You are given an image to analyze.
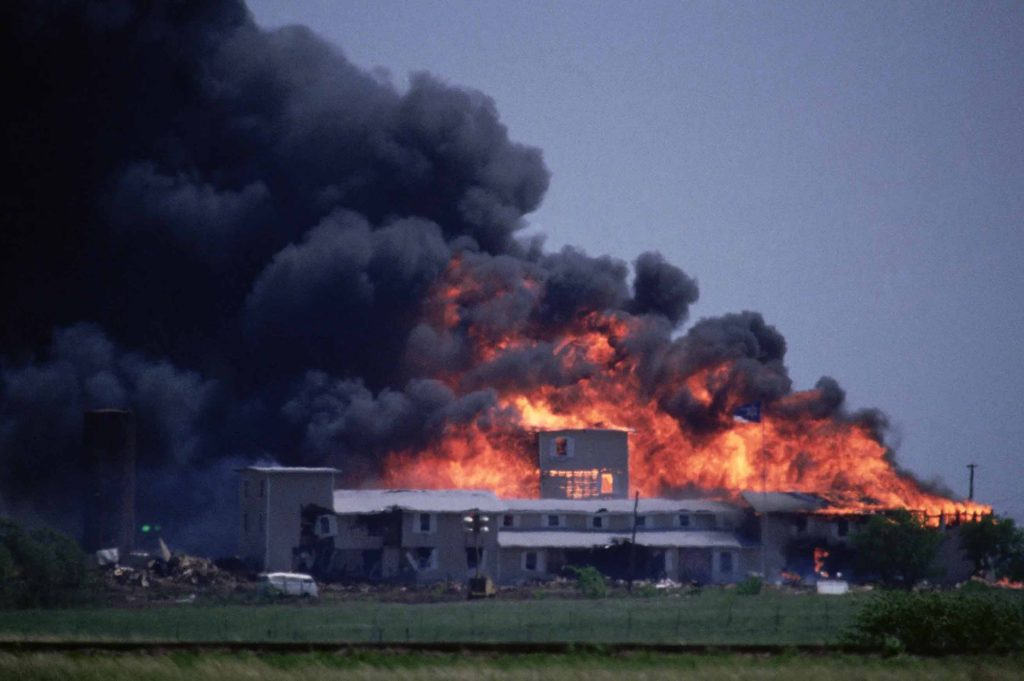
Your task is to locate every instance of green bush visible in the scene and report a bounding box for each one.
[844,590,1024,654]
[567,566,608,598]
[0,518,90,608]
[735,575,763,595]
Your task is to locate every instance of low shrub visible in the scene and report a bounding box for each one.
[735,576,763,595]
[566,566,608,598]
[844,590,1024,654]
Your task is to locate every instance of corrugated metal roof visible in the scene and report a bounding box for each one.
[332,489,504,514]
[498,530,743,549]
[501,498,738,514]
[239,466,342,474]
[740,491,828,514]
[534,427,633,433]
[329,489,740,515]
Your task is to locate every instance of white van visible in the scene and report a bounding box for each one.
[258,572,319,598]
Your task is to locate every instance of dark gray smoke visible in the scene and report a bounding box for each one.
[0,0,896,553]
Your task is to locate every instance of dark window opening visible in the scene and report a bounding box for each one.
[635,515,647,528]
[524,551,538,571]
[466,547,481,570]
[419,513,432,532]
[678,514,690,527]
[793,516,808,532]
[414,548,434,570]
[502,514,515,528]
[554,436,569,457]
[695,512,716,529]
[592,515,604,528]
[546,515,560,527]
[720,552,733,573]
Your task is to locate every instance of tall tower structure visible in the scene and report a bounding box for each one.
[82,409,136,555]
[537,428,629,499]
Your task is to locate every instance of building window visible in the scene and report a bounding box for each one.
[316,515,336,537]
[678,514,690,528]
[502,514,516,528]
[719,551,734,574]
[591,515,604,529]
[523,551,540,572]
[695,512,716,529]
[546,514,563,528]
[600,473,614,495]
[415,513,435,534]
[837,519,849,537]
[793,516,808,533]
[410,548,436,571]
[635,515,647,528]
[549,436,574,458]
[547,469,600,499]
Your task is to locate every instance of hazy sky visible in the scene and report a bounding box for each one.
[247,0,1023,520]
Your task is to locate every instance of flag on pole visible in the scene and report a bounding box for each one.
[732,401,761,423]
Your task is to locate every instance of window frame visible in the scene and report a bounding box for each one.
[544,514,565,528]
[548,435,575,459]
[522,550,544,572]
[413,512,436,534]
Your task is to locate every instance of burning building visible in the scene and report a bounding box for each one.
[239,428,980,585]
[0,1,991,559]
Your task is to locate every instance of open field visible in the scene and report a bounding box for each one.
[0,591,863,644]
[1,651,1023,681]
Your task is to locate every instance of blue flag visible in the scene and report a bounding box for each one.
[733,401,761,423]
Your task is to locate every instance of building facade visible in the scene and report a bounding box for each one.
[237,467,340,571]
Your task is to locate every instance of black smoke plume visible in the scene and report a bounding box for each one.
[0,0,896,552]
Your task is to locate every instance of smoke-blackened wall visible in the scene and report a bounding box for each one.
[0,0,915,553]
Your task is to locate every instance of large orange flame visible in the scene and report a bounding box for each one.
[383,257,988,518]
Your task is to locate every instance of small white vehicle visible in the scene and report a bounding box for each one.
[257,572,319,597]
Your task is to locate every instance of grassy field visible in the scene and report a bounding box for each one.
[1,651,1023,681]
[0,591,864,644]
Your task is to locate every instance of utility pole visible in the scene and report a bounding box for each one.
[627,491,639,593]
[967,463,978,501]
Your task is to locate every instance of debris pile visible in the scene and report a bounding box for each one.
[101,553,245,598]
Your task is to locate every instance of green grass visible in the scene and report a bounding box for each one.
[0,591,865,644]
[1,652,1023,681]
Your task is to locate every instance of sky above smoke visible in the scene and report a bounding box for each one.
[1,0,1020,553]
